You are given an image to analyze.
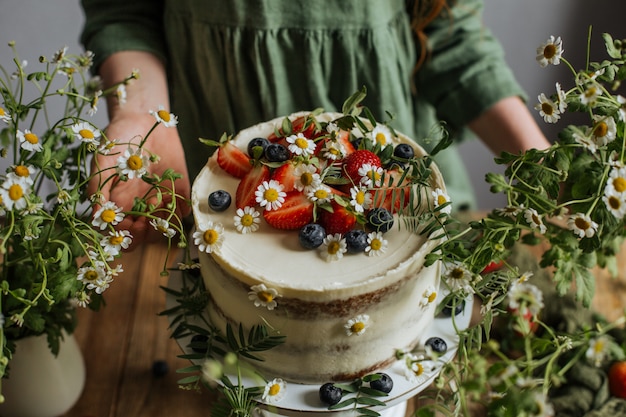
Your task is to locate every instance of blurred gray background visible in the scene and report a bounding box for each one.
[0,0,623,209]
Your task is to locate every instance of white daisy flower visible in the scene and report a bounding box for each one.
[579,81,603,106]
[0,106,11,123]
[617,95,626,121]
[591,114,617,146]
[556,82,568,113]
[98,138,119,155]
[57,190,72,205]
[51,45,68,63]
[91,201,125,230]
[320,233,347,262]
[87,274,114,295]
[603,188,626,218]
[234,206,261,234]
[419,285,438,308]
[150,218,176,238]
[443,262,474,294]
[193,221,225,254]
[286,133,315,156]
[255,180,286,211]
[306,183,332,204]
[358,163,384,187]
[11,165,35,186]
[149,105,178,127]
[495,205,523,219]
[507,282,544,316]
[534,93,561,123]
[117,146,150,179]
[516,271,534,284]
[17,129,43,152]
[71,121,101,145]
[293,164,321,192]
[262,378,287,404]
[326,122,339,133]
[248,284,281,310]
[403,353,434,384]
[432,188,452,214]
[524,208,547,234]
[88,90,102,116]
[567,212,598,239]
[0,176,31,211]
[349,186,372,213]
[606,166,626,195]
[116,84,127,105]
[345,314,370,336]
[536,35,564,67]
[365,231,388,257]
[573,128,598,153]
[100,230,133,256]
[321,140,345,161]
[370,124,392,149]
[531,390,555,417]
[77,263,107,284]
[586,336,611,367]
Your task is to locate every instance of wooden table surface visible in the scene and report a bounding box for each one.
[61,238,626,417]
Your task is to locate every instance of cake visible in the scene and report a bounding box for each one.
[191,110,447,384]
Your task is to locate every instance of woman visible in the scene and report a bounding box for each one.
[80,0,549,242]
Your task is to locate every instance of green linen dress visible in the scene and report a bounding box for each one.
[80,0,525,211]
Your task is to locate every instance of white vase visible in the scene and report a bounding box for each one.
[0,332,86,417]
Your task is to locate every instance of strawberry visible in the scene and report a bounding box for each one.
[217,141,252,179]
[481,260,505,275]
[271,162,298,192]
[371,169,411,213]
[268,115,316,142]
[609,361,626,398]
[263,191,314,230]
[342,149,381,185]
[317,200,357,235]
[235,164,271,209]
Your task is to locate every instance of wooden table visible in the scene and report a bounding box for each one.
[61,238,626,417]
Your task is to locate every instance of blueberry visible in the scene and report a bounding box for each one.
[424,337,448,354]
[299,223,326,249]
[366,208,394,233]
[247,137,270,158]
[393,143,415,160]
[440,299,465,317]
[319,382,343,406]
[344,229,368,253]
[265,143,290,162]
[208,190,232,212]
[369,373,393,393]
[189,334,209,353]
[152,360,169,378]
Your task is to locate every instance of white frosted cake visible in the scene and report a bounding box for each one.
[191,111,446,383]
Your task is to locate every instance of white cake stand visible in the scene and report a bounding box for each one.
[166,268,473,417]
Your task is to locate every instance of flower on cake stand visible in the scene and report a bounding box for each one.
[193,221,225,253]
[234,206,261,234]
[402,353,435,385]
[262,378,287,404]
[345,314,370,336]
[248,284,281,310]
[431,188,452,214]
[365,231,387,257]
[320,233,347,262]
[419,285,438,308]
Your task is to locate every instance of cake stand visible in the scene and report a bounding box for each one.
[166,268,473,417]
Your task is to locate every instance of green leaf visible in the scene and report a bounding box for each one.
[342,86,367,116]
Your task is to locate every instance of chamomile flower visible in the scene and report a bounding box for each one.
[556,82,568,113]
[286,132,315,156]
[71,121,101,145]
[579,81,603,106]
[51,46,68,63]
[524,208,547,234]
[92,201,124,230]
[507,282,544,316]
[321,140,345,161]
[358,163,384,187]
[116,84,127,105]
[605,166,626,195]
[11,165,35,186]
[602,188,626,219]
[536,36,563,67]
[98,138,119,155]
[100,230,133,256]
[193,221,224,254]
[234,206,261,234]
[590,114,617,146]
[255,180,286,211]
[403,353,434,384]
[370,124,393,149]
[307,183,332,204]
[617,95,626,121]
[495,205,523,219]
[535,93,561,123]
[572,128,598,153]
[345,314,370,336]
[586,336,611,367]
[530,391,555,417]
[365,231,388,257]
[293,163,320,191]
[0,106,11,123]
[349,186,373,213]
[77,263,107,284]
[516,271,534,284]
[432,188,452,214]
[117,147,150,179]
[567,212,598,238]
[262,378,287,404]
[87,274,114,295]
[149,105,178,127]
[419,285,438,308]
[17,129,43,152]
[88,90,102,116]
[150,218,177,238]
[248,284,281,310]
[320,233,347,262]
[443,262,474,294]
[0,176,31,211]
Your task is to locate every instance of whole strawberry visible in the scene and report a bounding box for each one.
[342,149,381,185]
[318,200,357,235]
[609,361,626,398]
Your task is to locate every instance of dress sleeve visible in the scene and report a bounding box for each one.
[413,0,526,130]
[79,0,167,71]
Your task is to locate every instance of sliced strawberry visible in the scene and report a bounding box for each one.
[481,260,504,275]
[217,141,252,179]
[342,149,381,185]
[314,129,355,158]
[372,169,411,213]
[235,164,271,209]
[317,200,357,235]
[263,191,314,230]
[268,115,317,142]
[271,162,298,192]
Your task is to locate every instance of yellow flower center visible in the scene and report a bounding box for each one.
[541,102,554,115]
[268,383,281,396]
[608,195,621,210]
[543,44,556,59]
[14,165,29,177]
[314,188,329,200]
[203,229,220,245]
[367,169,381,182]
[585,87,597,98]
[427,291,437,303]
[157,109,171,122]
[327,241,341,255]
[300,172,313,186]
[355,190,365,205]
[295,137,309,149]
[613,177,626,193]
[594,122,608,137]
[24,132,39,144]
[0,107,5,116]
[109,235,125,245]
[413,362,424,376]
[264,188,279,202]
[351,322,365,333]
[532,213,541,225]
[127,155,144,171]
[437,195,447,206]
[328,147,341,156]
[375,132,387,145]
[450,268,464,280]
[8,184,23,201]
[241,213,254,227]
[257,291,274,303]
[79,128,94,139]
[84,270,99,281]
[594,340,604,353]
[370,238,382,251]
[101,209,117,223]
[574,217,590,231]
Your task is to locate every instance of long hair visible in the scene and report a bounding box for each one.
[407,0,448,70]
